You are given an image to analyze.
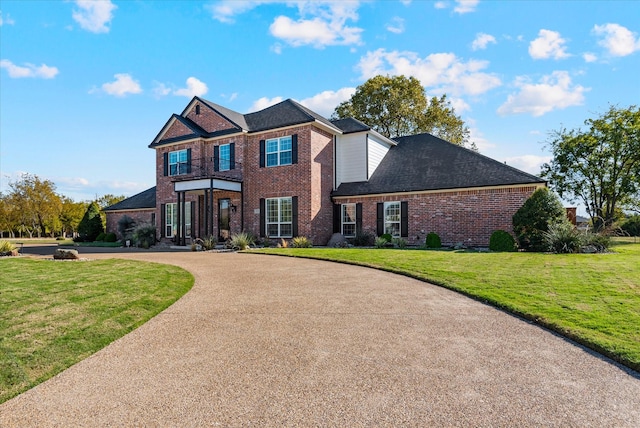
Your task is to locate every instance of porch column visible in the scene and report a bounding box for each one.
[176,191,182,246]
[180,192,187,246]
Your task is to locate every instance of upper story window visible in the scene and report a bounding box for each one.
[219,144,230,171]
[169,149,189,176]
[266,136,292,167]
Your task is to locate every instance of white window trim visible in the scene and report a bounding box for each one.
[266,197,293,238]
[266,136,292,167]
[384,201,401,237]
[341,203,356,237]
[166,202,191,238]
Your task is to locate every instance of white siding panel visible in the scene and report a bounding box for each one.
[336,133,367,186]
[367,134,392,179]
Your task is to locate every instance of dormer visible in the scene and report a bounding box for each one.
[331,118,396,188]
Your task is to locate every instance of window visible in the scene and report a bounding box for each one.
[169,149,189,176]
[266,136,292,167]
[266,197,293,237]
[384,202,401,237]
[165,202,191,238]
[219,144,230,171]
[342,204,356,237]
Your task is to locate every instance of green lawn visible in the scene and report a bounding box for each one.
[255,242,640,372]
[0,258,193,403]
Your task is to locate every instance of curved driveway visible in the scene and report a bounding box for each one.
[1,249,639,426]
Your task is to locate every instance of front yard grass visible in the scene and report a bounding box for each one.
[0,258,193,403]
[255,242,640,372]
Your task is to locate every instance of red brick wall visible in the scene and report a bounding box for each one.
[105,209,156,240]
[185,102,238,133]
[335,185,543,247]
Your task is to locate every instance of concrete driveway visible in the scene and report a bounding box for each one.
[1,249,639,426]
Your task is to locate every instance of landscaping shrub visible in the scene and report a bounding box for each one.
[621,215,640,236]
[374,236,388,248]
[200,235,217,250]
[104,232,117,242]
[489,230,517,252]
[581,231,611,253]
[0,240,17,255]
[291,236,312,248]
[77,202,104,242]
[380,233,393,243]
[392,237,407,249]
[352,231,374,247]
[425,232,441,249]
[95,232,106,242]
[132,223,156,249]
[543,221,582,253]
[230,231,255,250]
[117,215,136,240]
[513,188,566,252]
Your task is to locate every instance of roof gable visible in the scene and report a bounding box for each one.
[334,133,545,196]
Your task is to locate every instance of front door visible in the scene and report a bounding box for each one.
[218,198,230,242]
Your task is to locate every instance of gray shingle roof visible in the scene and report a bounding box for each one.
[333,133,545,197]
[330,117,371,134]
[104,187,156,211]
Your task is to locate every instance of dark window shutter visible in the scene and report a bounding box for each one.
[356,203,363,235]
[163,153,168,176]
[259,198,265,237]
[292,196,298,237]
[333,204,341,233]
[186,148,192,173]
[291,134,298,164]
[213,146,219,172]
[376,203,384,236]
[401,201,408,238]
[230,143,235,170]
[160,204,166,237]
[259,140,265,168]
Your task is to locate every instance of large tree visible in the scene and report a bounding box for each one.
[332,75,470,146]
[541,105,640,231]
[7,174,63,237]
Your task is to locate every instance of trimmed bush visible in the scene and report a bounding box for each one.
[513,188,566,252]
[104,232,117,242]
[353,231,374,247]
[292,236,312,248]
[425,232,441,249]
[77,202,104,242]
[380,233,393,243]
[95,232,106,242]
[489,230,517,252]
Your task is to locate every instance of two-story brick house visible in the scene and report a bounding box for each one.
[106,96,546,247]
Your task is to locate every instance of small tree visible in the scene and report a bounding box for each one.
[513,188,566,252]
[77,202,104,242]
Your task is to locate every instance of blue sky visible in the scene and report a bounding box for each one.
[1,0,639,212]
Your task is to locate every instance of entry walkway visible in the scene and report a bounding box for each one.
[1,251,639,426]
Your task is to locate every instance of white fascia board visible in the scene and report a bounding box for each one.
[175,179,241,192]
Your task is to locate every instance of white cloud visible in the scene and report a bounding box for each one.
[269,2,363,48]
[152,82,171,98]
[99,73,142,97]
[72,0,117,34]
[454,0,479,14]
[497,71,588,117]
[583,52,598,63]
[593,23,640,57]
[0,60,59,79]
[529,29,570,60]
[467,126,495,152]
[434,1,447,9]
[173,77,208,98]
[298,87,356,117]
[503,155,551,176]
[1,10,16,26]
[248,96,284,112]
[356,48,501,97]
[386,17,405,34]
[471,33,496,51]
